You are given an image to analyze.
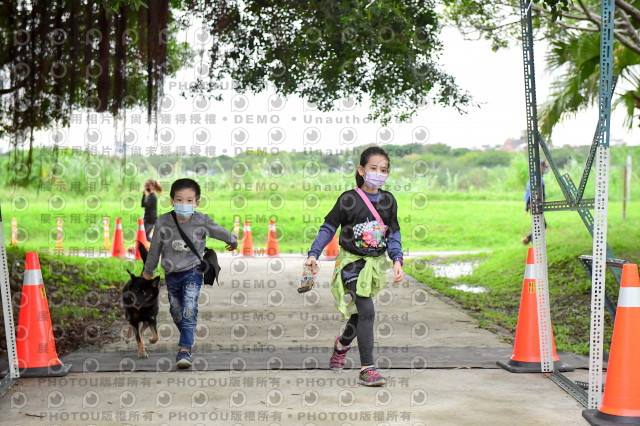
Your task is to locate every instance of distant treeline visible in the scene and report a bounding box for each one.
[1,143,637,198]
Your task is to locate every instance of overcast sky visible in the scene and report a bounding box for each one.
[3,24,639,156]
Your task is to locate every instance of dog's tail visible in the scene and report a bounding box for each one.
[137,240,148,264]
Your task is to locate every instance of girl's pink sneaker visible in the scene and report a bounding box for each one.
[329,336,350,369]
[358,367,386,386]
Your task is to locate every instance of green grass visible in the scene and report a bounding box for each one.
[3,157,639,356]
[7,245,144,289]
[5,192,638,356]
[404,208,640,355]
[0,246,133,354]
[5,180,640,255]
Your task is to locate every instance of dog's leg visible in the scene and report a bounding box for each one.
[125,324,134,341]
[140,322,149,338]
[149,318,159,344]
[134,323,148,359]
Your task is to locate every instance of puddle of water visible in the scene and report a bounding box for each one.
[414,259,486,293]
[431,261,477,279]
[451,284,487,294]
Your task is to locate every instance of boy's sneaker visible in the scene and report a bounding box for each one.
[358,367,386,386]
[329,336,350,369]
[176,349,192,369]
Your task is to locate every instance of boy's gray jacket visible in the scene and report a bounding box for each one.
[143,211,238,276]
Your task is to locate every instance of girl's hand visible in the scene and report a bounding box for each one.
[142,272,153,280]
[225,243,236,251]
[305,256,318,273]
[393,261,403,283]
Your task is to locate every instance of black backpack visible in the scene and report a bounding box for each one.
[170,211,221,285]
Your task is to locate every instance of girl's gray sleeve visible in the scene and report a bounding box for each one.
[204,214,238,249]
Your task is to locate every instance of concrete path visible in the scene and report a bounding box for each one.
[0,255,588,425]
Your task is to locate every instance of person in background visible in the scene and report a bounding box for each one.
[522,160,548,244]
[142,179,162,241]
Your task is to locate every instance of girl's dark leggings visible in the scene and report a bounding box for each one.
[338,267,376,366]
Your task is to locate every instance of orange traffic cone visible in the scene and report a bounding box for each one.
[134,218,148,260]
[111,217,126,258]
[497,248,573,372]
[266,218,280,257]
[103,217,110,251]
[583,263,640,425]
[241,220,254,257]
[16,252,70,377]
[11,217,18,246]
[55,217,63,253]
[323,233,339,259]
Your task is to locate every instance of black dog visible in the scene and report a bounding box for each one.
[122,241,160,358]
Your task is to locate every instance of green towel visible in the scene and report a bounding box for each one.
[330,249,389,319]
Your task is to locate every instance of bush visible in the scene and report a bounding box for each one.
[458,150,513,168]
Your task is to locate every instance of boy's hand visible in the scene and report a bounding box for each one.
[142,272,153,280]
[393,261,403,283]
[305,256,318,274]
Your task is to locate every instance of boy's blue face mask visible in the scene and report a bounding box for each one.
[174,203,195,218]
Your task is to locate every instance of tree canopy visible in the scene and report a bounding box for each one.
[0,0,191,133]
[1,0,472,186]
[443,0,640,137]
[184,0,471,124]
[0,0,191,182]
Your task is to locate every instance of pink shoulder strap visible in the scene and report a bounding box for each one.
[354,187,386,235]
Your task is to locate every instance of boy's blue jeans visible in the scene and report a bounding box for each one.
[165,267,203,350]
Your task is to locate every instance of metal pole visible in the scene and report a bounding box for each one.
[627,155,632,202]
[623,164,627,220]
[520,0,553,372]
[587,0,614,410]
[0,201,19,380]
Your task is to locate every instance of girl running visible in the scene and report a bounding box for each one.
[305,146,404,386]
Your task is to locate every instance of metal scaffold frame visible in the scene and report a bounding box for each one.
[0,201,19,397]
[588,0,614,409]
[518,0,615,409]
[520,0,553,373]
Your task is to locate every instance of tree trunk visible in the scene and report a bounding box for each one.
[84,0,94,91]
[68,0,79,109]
[52,0,64,122]
[96,4,110,112]
[147,0,159,122]
[112,5,127,116]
